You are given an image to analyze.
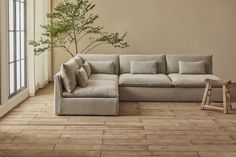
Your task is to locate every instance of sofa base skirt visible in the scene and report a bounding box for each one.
[119,87,222,102]
[56,98,119,116]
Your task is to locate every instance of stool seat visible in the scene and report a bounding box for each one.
[205,79,231,86]
[201,79,232,114]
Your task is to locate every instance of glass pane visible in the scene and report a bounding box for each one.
[8,0,14,30]
[21,60,25,87]
[8,0,27,97]
[21,32,25,59]
[16,32,20,60]
[9,32,15,62]
[9,63,15,95]
[20,3,25,30]
[16,2,20,30]
[16,61,21,90]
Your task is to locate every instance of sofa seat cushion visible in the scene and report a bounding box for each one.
[89,74,118,82]
[63,80,118,98]
[119,74,172,87]
[169,73,221,88]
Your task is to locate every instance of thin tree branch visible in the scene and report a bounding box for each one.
[84,43,107,54]
[54,43,74,57]
[61,46,74,57]
[72,18,79,54]
[79,3,93,18]
[77,32,89,42]
[79,41,97,54]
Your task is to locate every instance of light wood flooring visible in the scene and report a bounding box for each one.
[0,83,236,157]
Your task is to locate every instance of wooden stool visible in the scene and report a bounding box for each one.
[201,79,232,114]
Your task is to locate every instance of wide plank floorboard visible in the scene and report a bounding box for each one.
[0,83,236,157]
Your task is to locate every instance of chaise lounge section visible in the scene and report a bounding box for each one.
[55,54,120,115]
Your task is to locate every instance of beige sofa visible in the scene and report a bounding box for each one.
[55,54,222,116]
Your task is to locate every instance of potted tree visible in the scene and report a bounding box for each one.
[30,0,129,57]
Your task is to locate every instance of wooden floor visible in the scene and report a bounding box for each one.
[1,84,236,157]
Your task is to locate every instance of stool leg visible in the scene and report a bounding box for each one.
[201,83,210,110]
[223,85,228,114]
[206,84,212,106]
[226,87,232,110]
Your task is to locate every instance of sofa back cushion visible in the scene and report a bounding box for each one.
[89,61,115,74]
[130,60,157,74]
[79,54,119,75]
[119,55,166,74]
[166,55,213,74]
[179,61,206,74]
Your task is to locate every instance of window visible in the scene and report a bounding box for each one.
[8,0,26,97]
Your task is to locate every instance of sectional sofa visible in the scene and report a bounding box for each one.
[55,54,222,116]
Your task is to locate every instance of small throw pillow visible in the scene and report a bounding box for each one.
[74,55,83,67]
[179,61,206,74]
[76,67,89,88]
[60,58,79,93]
[83,61,91,77]
[89,61,114,74]
[130,60,157,74]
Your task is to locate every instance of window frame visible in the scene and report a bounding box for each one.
[8,0,27,98]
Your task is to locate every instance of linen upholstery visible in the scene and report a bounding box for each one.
[90,74,118,82]
[179,61,206,74]
[83,61,91,78]
[60,58,79,93]
[166,55,213,74]
[130,60,157,74]
[119,55,166,74]
[76,67,88,87]
[60,98,119,115]
[74,55,83,67]
[54,73,119,116]
[63,80,118,98]
[79,54,119,74]
[89,60,114,74]
[169,73,221,88]
[119,87,222,102]
[54,73,63,114]
[119,74,172,87]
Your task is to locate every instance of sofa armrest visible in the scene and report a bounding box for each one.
[54,72,63,115]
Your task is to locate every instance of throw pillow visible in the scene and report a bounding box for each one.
[88,61,115,74]
[60,58,79,93]
[130,60,157,74]
[74,55,83,67]
[76,67,89,88]
[83,61,92,77]
[179,61,206,74]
